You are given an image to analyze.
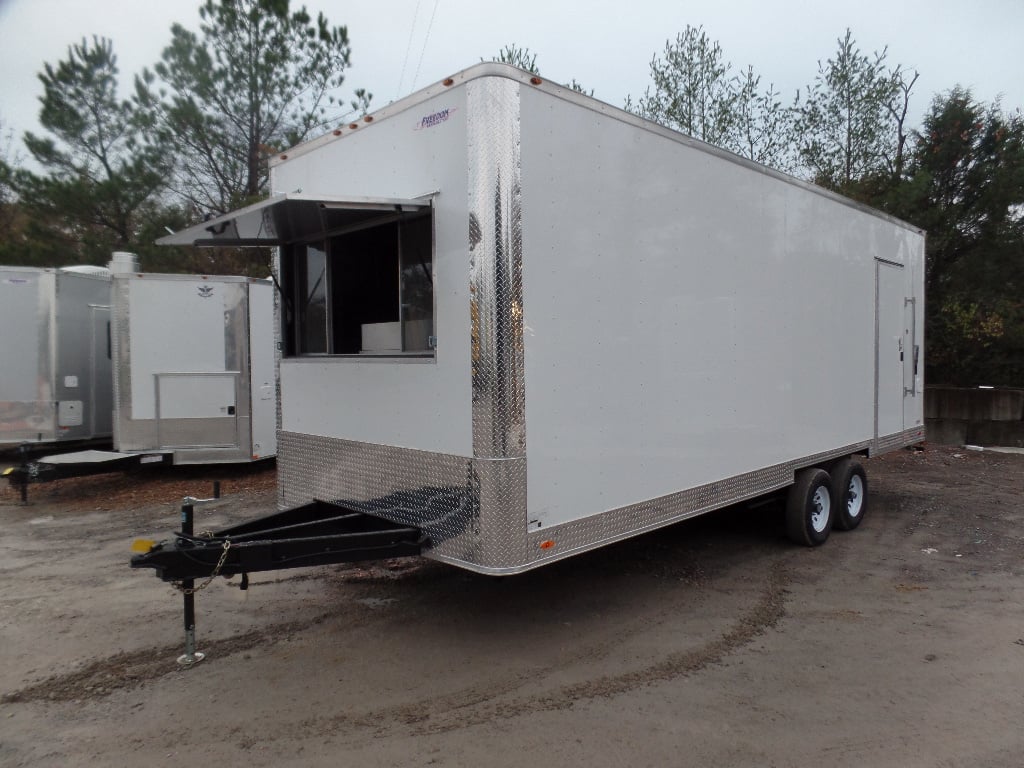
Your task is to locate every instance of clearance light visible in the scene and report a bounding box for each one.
[530,77,542,85]
[539,540,555,550]
[348,123,359,130]
[443,78,454,86]
[363,115,373,123]
[333,129,342,136]
[279,154,288,160]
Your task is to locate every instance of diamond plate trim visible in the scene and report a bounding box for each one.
[872,426,926,456]
[795,440,873,470]
[278,432,906,574]
[467,77,525,462]
[279,431,530,567]
[517,440,877,574]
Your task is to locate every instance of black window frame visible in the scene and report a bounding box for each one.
[281,209,435,359]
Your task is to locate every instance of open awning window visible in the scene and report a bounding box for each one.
[157,193,431,247]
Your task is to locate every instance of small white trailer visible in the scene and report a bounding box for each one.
[110,269,277,464]
[139,62,924,583]
[0,265,113,448]
[4,259,277,501]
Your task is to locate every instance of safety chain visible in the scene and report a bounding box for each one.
[171,539,232,595]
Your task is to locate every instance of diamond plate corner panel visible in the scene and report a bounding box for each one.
[467,76,526,462]
[278,431,528,568]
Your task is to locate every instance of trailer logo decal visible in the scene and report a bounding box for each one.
[197,285,215,298]
[415,107,455,131]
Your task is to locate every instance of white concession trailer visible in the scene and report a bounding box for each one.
[0,266,113,448]
[142,63,924,580]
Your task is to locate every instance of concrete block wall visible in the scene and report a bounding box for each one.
[924,387,1024,447]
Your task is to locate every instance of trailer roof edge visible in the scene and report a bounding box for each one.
[268,61,923,237]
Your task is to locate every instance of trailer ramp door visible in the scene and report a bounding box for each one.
[155,372,239,449]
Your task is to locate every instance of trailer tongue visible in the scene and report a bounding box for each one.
[130,500,427,582]
[131,498,426,666]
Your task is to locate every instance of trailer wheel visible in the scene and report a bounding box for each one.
[831,458,868,531]
[785,468,833,546]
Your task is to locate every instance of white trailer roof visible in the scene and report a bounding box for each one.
[157,192,430,247]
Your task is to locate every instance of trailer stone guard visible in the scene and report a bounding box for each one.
[138,63,925,600]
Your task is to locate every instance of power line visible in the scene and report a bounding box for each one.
[410,0,440,92]
[396,0,423,99]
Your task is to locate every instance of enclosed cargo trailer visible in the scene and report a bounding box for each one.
[110,271,276,464]
[0,266,113,448]
[145,62,925,578]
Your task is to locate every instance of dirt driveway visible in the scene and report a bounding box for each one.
[1,446,1022,767]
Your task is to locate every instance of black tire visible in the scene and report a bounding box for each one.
[785,468,834,546]
[831,458,868,531]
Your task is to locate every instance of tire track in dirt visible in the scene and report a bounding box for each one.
[289,557,790,743]
[0,613,335,704]
[0,561,454,705]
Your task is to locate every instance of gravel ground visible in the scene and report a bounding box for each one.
[0,445,1022,767]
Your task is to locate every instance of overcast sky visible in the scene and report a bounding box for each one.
[1,0,1021,160]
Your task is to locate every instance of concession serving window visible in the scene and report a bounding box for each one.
[157,193,435,358]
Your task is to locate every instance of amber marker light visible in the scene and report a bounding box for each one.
[332,129,342,136]
[442,77,454,86]
[539,540,555,550]
[363,115,373,123]
[279,154,288,160]
[530,77,542,85]
[349,123,359,130]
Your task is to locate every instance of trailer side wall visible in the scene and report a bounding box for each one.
[516,85,924,529]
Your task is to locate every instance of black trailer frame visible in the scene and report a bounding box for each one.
[131,498,427,665]
[131,500,427,581]
[3,448,174,503]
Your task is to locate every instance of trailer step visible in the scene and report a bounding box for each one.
[130,500,427,582]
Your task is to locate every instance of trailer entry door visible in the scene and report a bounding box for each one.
[875,260,906,438]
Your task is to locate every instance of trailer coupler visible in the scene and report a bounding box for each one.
[131,500,428,582]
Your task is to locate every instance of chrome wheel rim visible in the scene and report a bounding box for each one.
[846,474,864,519]
[810,486,831,533]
